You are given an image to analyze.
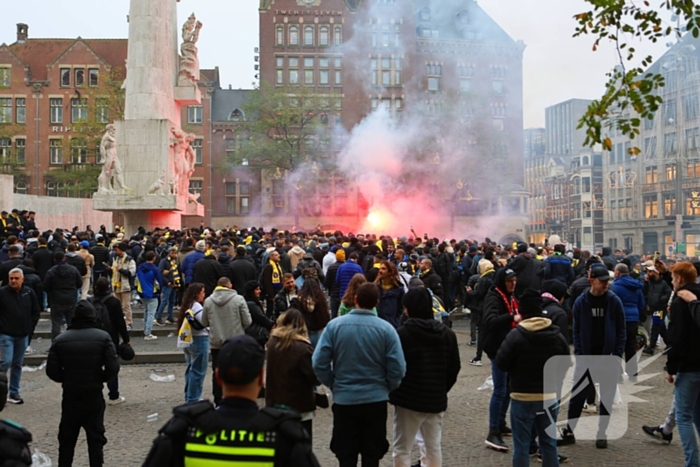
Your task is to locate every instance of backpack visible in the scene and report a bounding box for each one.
[89,295,112,333]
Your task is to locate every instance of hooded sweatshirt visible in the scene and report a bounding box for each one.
[611,274,646,322]
[495,317,570,399]
[666,282,700,375]
[482,268,520,359]
[289,245,306,270]
[200,286,252,350]
[136,261,164,299]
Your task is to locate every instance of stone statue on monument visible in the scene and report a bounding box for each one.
[97,124,131,193]
[179,13,202,86]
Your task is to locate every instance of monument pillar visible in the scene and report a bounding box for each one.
[93,0,204,234]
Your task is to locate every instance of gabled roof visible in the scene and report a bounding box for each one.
[0,43,29,68]
[200,68,220,87]
[413,0,516,44]
[8,38,127,81]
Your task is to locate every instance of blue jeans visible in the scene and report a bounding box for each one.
[142,298,158,336]
[308,330,322,349]
[0,334,28,397]
[675,371,700,467]
[184,335,209,403]
[511,399,559,467]
[489,358,510,432]
[155,286,176,322]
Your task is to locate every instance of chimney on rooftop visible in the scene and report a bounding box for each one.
[17,24,28,43]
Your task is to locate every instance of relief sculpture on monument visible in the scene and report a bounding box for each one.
[97,124,131,194]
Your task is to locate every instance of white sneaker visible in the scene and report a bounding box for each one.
[144,334,158,341]
[24,346,35,355]
[108,396,125,405]
[583,403,598,414]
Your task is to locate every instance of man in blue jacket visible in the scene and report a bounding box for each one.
[543,244,574,285]
[313,282,406,467]
[611,263,645,381]
[136,252,163,341]
[558,265,626,449]
[336,252,364,299]
[180,240,205,287]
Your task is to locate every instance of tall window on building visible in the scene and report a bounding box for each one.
[688,191,700,215]
[225,182,236,214]
[334,57,342,85]
[304,26,314,46]
[665,98,677,123]
[319,26,329,46]
[426,62,442,92]
[14,180,27,194]
[188,179,203,201]
[664,132,677,155]
[89,69,99,87]
[688,161,700,178]
[50,139,63,164]
[646,166,658,183]
[371,56,401,87]
[334,26,342,46]
[664,193,677,217]
[225,138,236,160]
[644,195,658,219]
[319,57,329,85]
[96,98,109,124]
[289,57,299,84]
[582,176,591,193]
[304,57,314,84]
[14,138,25,164]
[239,182,250,214]
[70,138,87,164]
[188,105,202,124]
[0,139,10,159]
[276,26,284,46]
[75,68,85,86]
[0,67,10,87]
[50,98,63,124]
[193,138,203,165]
[15,98,25,124]
[0,98,11,123]
[60,68,71,87]
[71,98,88,123]
[666,164,677,181]
[687,128,700,150]
[289,26,299,45]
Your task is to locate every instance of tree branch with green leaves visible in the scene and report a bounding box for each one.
[575,0,700,155]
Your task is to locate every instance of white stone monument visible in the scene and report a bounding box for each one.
[93,0,204,233]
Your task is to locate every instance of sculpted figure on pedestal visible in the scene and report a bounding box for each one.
[97,124,131,193]
[179,13,202,86]
[148,174,166,195]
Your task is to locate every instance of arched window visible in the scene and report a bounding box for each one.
[319,26,329,46]
[457,10,470,26]
[582,155,590,166]
[289,26,299,45]
[46,181,56,197]
[334,26,342,46]
[14,181,27,194]
[276,26,284,45]
[228,108,245,122]
[304,26,314,46]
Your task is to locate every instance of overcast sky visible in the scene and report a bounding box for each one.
[2,0,669,128]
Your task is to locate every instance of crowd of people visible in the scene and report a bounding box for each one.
[2,218,700,466]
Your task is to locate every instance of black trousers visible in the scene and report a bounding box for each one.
[624,321,639,377]
[330,296,340,319]
[51,304,75,341]
[211,348,221,406]
[649,320,668,349]
[566,359,620,438]
[58,398,106,467]
[331,401,389,467]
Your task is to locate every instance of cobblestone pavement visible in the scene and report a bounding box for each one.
[7,322,685,466]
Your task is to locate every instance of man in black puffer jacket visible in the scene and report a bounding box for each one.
[508,243,540,299]
[46,300,119,467]
[390,287,461,466]
[496,288,571,466]
[482,268,520,452]
[43,251,83,340]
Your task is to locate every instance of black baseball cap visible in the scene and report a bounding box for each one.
[503,269,517,279]
[217,335,265,384]
[590,265,611,281]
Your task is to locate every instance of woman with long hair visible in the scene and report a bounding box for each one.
[339,273,377,316]
[266,308,318,437]
[375,260,405,328]
[243,280,275,348]
[292,273,330,348]
[178,282,208,403]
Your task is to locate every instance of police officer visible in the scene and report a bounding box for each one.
[143,335,320,467]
